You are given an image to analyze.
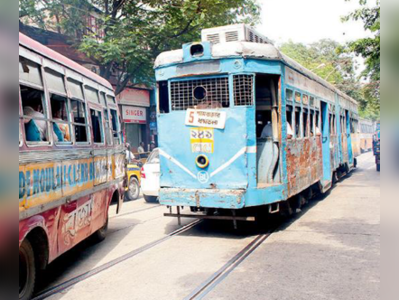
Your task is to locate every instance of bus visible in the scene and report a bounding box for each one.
[19,33,125,300]
[154,24,360,224]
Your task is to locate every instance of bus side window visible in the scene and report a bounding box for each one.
[20,85,50,143]
[90,109,104,144]
[71,100,88,142]
[19,58,50,143]
[50,94,72,143]
[110,109,122,145]
[158,81,170,114]
[103,109,113,145]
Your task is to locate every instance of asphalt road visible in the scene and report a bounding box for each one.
[34,152,380,300]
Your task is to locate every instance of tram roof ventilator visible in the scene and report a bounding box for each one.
[201,24,274,45]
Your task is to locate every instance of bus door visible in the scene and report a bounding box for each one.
[346,110,354,165]
[321,101,332,186]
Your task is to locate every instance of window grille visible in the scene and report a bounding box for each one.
[170,77,230,111]
[233,75,254,106]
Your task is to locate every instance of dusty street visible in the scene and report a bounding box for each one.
[33,153,380,300]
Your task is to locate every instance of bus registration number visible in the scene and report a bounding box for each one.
[190,128,214,154]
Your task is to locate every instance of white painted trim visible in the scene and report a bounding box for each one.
[159,149,196,179]
[210,147,247,178]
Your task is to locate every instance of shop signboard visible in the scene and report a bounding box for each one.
[122,106,147,124]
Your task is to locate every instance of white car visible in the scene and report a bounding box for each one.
[141,148,160,203]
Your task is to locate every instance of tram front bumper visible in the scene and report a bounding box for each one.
[159,188,246,209]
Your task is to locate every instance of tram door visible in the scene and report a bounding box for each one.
[321,101,332,186]
[346,110,354,165]
[255,74,281,186]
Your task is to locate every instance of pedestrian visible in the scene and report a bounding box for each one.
[125,143,136,163]
[138,142,146,154]
[150,142,156,152]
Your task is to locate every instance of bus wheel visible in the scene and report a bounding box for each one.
[125,177,140,201]
[92,217,109,243]
[19,239,36,300]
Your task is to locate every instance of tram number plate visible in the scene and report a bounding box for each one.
[190,128,214,154]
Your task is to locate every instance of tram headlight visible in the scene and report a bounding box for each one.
[196,155,209,169]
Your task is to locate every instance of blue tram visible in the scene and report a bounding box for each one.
[154,25,360,221]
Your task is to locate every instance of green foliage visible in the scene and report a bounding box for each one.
[279,39,362,102]
[19,0,261,95]
[343,0,380,120]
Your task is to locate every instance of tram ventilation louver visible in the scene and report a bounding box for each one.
[170,77,230,111]
[202,24,273,45]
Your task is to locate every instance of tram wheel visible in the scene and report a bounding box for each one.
[19,239,36,300]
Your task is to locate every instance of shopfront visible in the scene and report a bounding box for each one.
[117,88,151,152]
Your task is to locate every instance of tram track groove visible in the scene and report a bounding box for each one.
[184,229,276,300]
[33,220,202,300]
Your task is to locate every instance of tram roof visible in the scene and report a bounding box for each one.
[19,32,113,91]
[155,41,358,106]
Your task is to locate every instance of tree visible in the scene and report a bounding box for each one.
[279,39,363,103]
[19,0,261,95]
[343,0,380,119]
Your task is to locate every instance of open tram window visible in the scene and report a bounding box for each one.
[310,109,315,137]
[71,99,88,143]
[295,107,302,139]
[303,108,309,138]
[158,81,170,114]
[90,109,104,144]
[51,94,72,143]
[20,85,50,143]
[286,105,294,139]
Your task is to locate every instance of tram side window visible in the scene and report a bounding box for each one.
[286,89,294,102]
[295,107,302,138]
[51,95,72,143]
[286,105,294,139]
[20,85,50,143]
[310,109,315,136]
[90,109,104,144]
[71,100,88,142]
[158,81,170,114]
[110,109,122,145]
[316,110,321,133]
[303,108,309,138]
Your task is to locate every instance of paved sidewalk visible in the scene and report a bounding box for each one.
[206,152,380,300]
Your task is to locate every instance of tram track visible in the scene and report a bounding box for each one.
[183,228,276,300]
[33,219,202,300]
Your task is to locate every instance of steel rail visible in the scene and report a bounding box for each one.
[183,229,276,300]
[33,220,202,300]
